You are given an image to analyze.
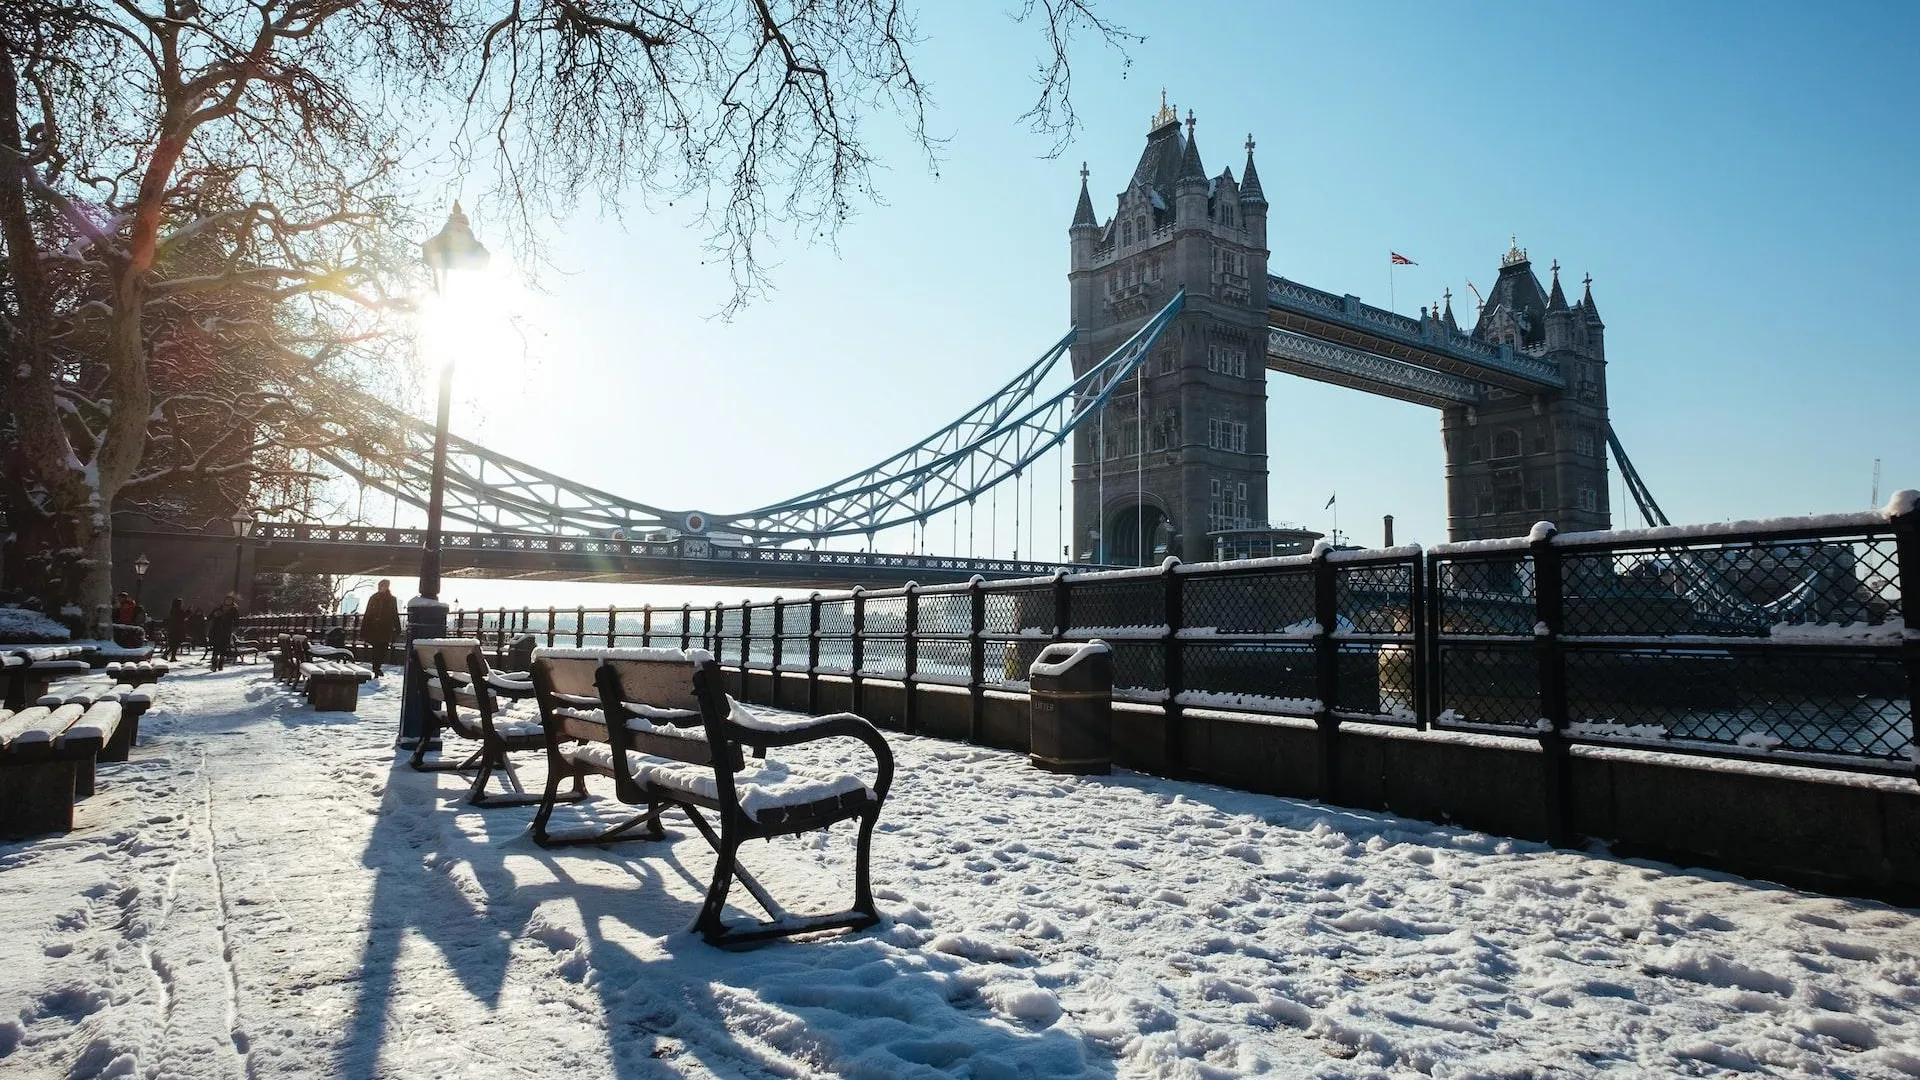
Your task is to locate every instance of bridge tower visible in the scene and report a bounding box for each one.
[1068,100,1271,565]
[1443,243,1612,540]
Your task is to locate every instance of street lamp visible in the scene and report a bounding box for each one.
[132,553,151,609]
[400,203,491,749]
[229,509,254,598]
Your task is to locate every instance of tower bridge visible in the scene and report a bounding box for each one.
[1068,99,1613,565]
[123,97,1664,599]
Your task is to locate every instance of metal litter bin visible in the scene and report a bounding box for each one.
[1028,640,1113,775]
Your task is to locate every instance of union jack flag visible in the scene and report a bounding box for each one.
[1390,252,1416,266]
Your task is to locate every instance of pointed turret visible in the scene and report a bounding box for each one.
[1071,162,1097,227]
[1581,272,1603,326]
[1441,288,1459,331]
[1239,134,1267,205]
[1178,110,1207,183]
[1544,259,1576,352]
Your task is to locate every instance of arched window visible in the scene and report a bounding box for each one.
[1136,215,1147,241]
[1493,429,1521,459]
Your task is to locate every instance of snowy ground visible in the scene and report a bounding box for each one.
[3,662,1919,1079]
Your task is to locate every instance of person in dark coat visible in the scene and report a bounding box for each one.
[360,579,401,676]
[163,598,186,662]
[184,606,207,652]
[207,595,240,672]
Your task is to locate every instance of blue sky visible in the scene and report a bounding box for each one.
[410,1,1920,610]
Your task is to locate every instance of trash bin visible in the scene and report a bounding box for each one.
[506,633,538,673]
[1028,640,1113,775]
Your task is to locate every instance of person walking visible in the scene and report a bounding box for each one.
[163,598,186,662]
[207,595,240,672]
[184,606,207,656]
[360,579,401,677]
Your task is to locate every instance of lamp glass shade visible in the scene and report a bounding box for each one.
[133,554,151,577]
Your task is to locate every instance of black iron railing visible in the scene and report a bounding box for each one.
[240,501,1917,777]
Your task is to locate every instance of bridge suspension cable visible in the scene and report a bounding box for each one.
[303,291,1184,546]
[1606,423,1669,528]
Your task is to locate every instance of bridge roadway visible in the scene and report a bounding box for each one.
[120,522,1080,589]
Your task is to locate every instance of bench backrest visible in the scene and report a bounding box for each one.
[532,648,734,771]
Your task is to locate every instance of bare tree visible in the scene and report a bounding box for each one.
[0,0,1132,628]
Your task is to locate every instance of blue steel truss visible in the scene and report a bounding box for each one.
[314,291,1184,543]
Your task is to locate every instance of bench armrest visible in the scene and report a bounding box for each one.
[719,701,894,801]
[484,671,536,698]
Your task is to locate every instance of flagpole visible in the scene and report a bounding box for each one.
[1389,259,1396,314]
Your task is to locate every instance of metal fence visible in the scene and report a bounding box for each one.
[241,501,1917,777]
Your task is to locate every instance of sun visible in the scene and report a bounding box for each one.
[416,258,532,411]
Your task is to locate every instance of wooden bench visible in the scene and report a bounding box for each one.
[299,658,373,711]
[103,659,170,686]
[0,700,124,839]
[530,647,894,948]
[408,638,589,809]
[35,680,152,761]
[2,647,93,711]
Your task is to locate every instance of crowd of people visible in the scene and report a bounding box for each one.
[120,593,245,668]
[112,578,402,675]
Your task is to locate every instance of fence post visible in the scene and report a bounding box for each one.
[710,602,723,656]
[903,582,920,734]
[851,586,867,719]
[605,605,616,647]
[575,605,585,648]
[740,598,752,681]
[1889,493,1920,780]
[679,603,691,651]
[1312,543,1341,801]
[1162,557,1186,775]
[968,576,986,744]
[770,597,785,709]
[1411,550,1430,730]
[545,606,556,647]
[807,592,822,715]
[1051,568,1070,644]
[1531,524,1573,847]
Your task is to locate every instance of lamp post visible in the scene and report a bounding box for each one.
[229,510,254,599]
[399,203,491,749]
[132,553,151,609]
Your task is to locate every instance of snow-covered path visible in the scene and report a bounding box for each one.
[3,662,1918,1079]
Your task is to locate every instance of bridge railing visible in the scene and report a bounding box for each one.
[236,499,1917,777]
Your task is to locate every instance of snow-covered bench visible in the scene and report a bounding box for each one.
[104,659,169,686]
[529,647,894,947]
[408,638,578,809]
[0,700,124,839]
[299,658,373,712]
[34,680,152,761]
[2,648,93,710]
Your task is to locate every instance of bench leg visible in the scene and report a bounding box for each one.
[688,806,885,949]
[0,761,79,840]
[467,746,560,809]
[408,711,476,773]
[529,768,652,848]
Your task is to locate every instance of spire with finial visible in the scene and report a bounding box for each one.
[1581,271,1603,325]
[1152,89,1178,131]
[1239,133,1267,205]
[1177,109,1206,182]
[1071,161,1097,227]
[1501,233,1528,268]
[1442,287,1459,330]
[1547,259,1569,311]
